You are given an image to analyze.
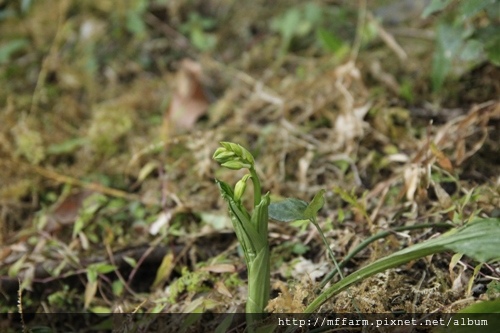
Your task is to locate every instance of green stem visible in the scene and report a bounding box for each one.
[311,216,362,314]
[311,218,345,280]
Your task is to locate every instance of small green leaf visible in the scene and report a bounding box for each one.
[8,254,26,277]
[333,187,357,205]
[292,243,309,255]
[93,263,117,274]
[89,305,111,314]
[458,0,495,20]
[112,280,124,297]
[87,267,98,284]
[422,0,453,18]
[304,189,326,219]
[47,138,88,155]
[0,39,29,64]
[317,28,344,53]
[432,23,464,92]
[268,198,307,222]
[486,280,500,299]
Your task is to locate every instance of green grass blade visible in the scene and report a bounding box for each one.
[317,222,454,290]
[305,218,500,313]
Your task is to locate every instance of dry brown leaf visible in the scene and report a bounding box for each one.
[431,181,453,210]
[401,162,431,203]
[84,279,98,309]
[214,280,233,298]
[430,142,453,173]
[403,165,420,202]
[44,190,94,233]
[149,211,172,236]
[0,246,12,262]
[298,150,314,192]
[433,101,499,166]
[267,281,307,313]
[200,263,236,273]
[163,59,209,137]
[151,252,174,290]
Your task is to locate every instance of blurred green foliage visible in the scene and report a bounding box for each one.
[180,12,218,52]
[423,0,500,92]
[270,3,350,58]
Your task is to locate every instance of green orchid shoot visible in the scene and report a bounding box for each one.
[213,142,270,319]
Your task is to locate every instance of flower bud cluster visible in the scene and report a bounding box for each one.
[213,141,255,170]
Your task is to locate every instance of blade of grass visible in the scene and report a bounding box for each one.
[305,218,500,314]
[317,222,454,290]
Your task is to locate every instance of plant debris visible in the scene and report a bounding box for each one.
[0,0,498,329]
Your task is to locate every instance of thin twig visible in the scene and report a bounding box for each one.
[106,243,138,297]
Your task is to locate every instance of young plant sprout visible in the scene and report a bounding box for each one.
[213,142,270,315]
[214,142,500,330]
[213,142,337,318]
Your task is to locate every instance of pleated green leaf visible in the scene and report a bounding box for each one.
[268,197,308,222]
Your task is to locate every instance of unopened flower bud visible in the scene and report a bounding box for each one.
[221,160,251,170]
[218,142,255,166]
[223,142,243,156]
[234,174,251,201]
[241,147,255,165]
[213,148,235,163]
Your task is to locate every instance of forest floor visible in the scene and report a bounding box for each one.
[0,1,499,332]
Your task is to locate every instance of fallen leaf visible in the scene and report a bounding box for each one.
[0,246,12,262]
[163,59,209,137]
[84,280,98,309]
[200,264,236,273]
[215,281,233,298]
[151,252,174,290]
[149,211,172,236]
[432,180,453,209]
[430,142,453,172]
[45,190,94,233]
[403,165,420,202]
